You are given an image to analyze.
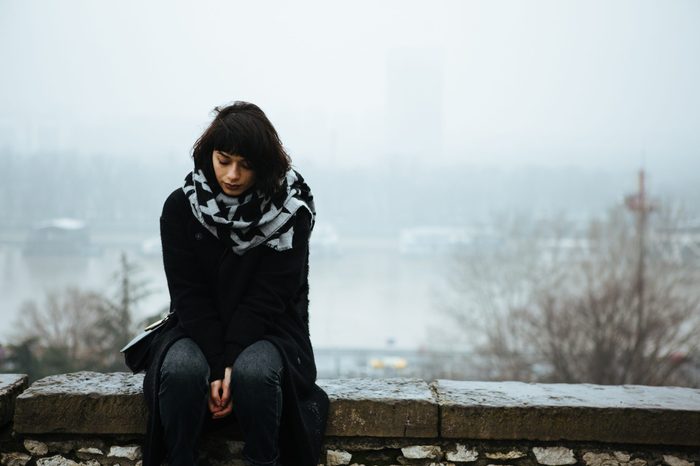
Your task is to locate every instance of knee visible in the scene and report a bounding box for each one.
[160,338,210,394]
[231,341,283,391]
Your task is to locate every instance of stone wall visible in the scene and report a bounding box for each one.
[0,373,698,466]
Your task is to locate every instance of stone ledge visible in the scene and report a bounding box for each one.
[0,374,28,427]
[14,372,147,435]
[321,378,438,437]
[435,379,700,447]
[9,372,700,447]
[13,374,438,438]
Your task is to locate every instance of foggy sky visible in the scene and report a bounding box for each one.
[1,0,699,177]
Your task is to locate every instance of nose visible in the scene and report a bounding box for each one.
[226,163,241,182]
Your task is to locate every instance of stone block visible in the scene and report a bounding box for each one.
[583,451,649,466]
[76,448,103,456]
[445,444,478,462]
[434,379,700,446]
[13,372,146,434]
[0,452,31,466]
[75,446,107,461]
[0,374,28,428]
[663,455,694,466]
[318,378,438,437]
[23,439,49,455]
[532,447,576,465]
[485,450,527,460]
[401,445,442,459]
[107,445,141,461]
[36,456,78,466]
[34,456,100,466]
[327,449,352,466]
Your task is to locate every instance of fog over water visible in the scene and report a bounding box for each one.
[1,0,699,351]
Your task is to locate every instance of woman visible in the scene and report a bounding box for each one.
[142,101,329,466]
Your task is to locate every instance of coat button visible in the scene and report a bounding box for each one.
[296,356,301,365]
[194,232,203,240]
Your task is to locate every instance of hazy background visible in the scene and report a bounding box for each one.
[1,0,699,369]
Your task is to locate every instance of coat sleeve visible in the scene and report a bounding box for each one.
[222,208,312,369]
[160,190,226,382]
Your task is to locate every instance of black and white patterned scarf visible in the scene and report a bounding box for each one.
[182,167,316,256]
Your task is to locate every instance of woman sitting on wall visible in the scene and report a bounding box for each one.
[142,101,329,466]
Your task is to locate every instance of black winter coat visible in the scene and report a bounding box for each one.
[142,187,329,466]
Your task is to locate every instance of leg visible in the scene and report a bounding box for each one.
[231,339,284,466]
[158,337,210,466]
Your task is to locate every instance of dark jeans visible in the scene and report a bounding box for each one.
[158,337,284,466]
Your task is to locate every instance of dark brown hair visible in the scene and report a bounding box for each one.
[192,101,292,197]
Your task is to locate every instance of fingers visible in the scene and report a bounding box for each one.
[209,380,222,413]
[211,399,233,419]
[220,366,232,407]
[209,369,234,419]
[207,395,218,414]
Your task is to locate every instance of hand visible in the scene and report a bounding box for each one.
[208,366,233,419]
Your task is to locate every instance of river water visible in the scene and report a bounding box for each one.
[0,237,451,352]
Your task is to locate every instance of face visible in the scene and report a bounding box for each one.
[212,150,256,196]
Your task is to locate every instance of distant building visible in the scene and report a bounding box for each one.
[23,218,100,256]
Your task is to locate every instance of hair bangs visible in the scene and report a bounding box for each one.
[191,101,292,197]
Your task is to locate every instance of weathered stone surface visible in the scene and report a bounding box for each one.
[76,448,103,456]
[327,449,352,465]
[36,455,99,466]
[13,372,147,434]
[107,445,141,460]
[663,455,694,466]
[318,378,438,437]
[485,450,527,460]
[45,442,76,455]
[0,375,28,427]
[75,446,106,461]
[532,447,577,465]
[322,437,420,451]
[36,456,79,466]
[583,451,647,466]
[445,444,478,462]
[23,439,49,456]
[14,374,440,438]
[0,452,31,466]
[401,445,442,459]
[435,379,700,446]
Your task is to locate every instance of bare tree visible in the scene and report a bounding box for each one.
[439,204,700,387]
[10,287,106,377]
[92,251,154,370]
[6,251,155,379]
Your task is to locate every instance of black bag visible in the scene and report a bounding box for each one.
[120,312,174,373]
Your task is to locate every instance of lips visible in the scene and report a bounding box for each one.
[224,183,241,190]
